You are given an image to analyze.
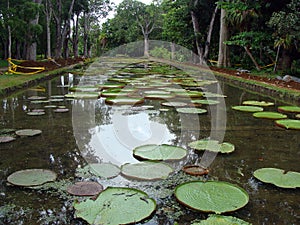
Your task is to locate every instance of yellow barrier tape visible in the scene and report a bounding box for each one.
[7,58,45,75]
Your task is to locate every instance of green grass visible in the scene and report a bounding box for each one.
[0,60,8,67]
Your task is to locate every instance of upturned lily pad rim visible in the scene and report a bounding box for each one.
[74,186,156,225]
[242,100,274,107]
[253,112,287,120]
[232,105,264,112]
[105,97,144,105]
[275,119,300,130]
[0,136,16,143]
[192,214,252,225]
[175,180,249,214]
[15,129,42,137]
[177,108,207,114]
[278,105,300,113]
[7,169,57,187]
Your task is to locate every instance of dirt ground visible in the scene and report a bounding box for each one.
[17,58,300,91]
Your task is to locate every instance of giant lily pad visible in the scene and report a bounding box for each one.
[192,99,220,105]
[177,108,207,114]
[188,139,235,153]
[278,106,300,113]
[67,181,103,196]
[253,112,287,120]
[86,163,120,179]
[144,93,175,100]
[15,129,42,137]
[74,187,156,225]
[7,169,57,187]
[133,144,187,161]
[192,214,251,225]
[175,181,249,214]
[253,168,300,188]
[232,106,264,112]
[121,161,173,180]
[105,97,144,105]
[27,111,45,116]
[0,136,16,143]
[161,101,188,107]
[242,100,274,107]
[275,119,300,130]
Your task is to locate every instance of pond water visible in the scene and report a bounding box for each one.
[0,59,299,224]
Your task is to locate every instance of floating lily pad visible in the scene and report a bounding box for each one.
[177,108,207,114]
[182,165,209,176]
[7,169,57,187]
[278,106,300,113]
[101,90,128,98]
[74,187,156,225]
[192,214,252,225]
[175,181,249,214]
[296,114,300,119]
[232,106,264,112]
[188,139,235,153]
[253,112,287,120]
[144,94,175,100]
[176,91,203,98]
[192,99,220,105]
[28,96,47,100]
[65,92,100,99]
[275,119,300,130]
[161,101,188,107]
[242,100,274,107]
[133,144,187,161]
[0,136,16,143]
[69,87,99,92]
[27,111,45,116]
[203,92,227,98]
[53,108,69,113]
[105,97,144,105]
[86,163,120,179]
[15,129,42,137]
[121,161,173,180]
[67,181,103,196]
[253,168,300,188]
[30,100,50,104]
[44,105,57,108]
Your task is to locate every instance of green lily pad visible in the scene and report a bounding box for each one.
[144,94,175,100]
[232,106,264,112]
[296,114,300,119]
[74,187,156,225]
[203,92,227,98]
[7,169,57,187]
[0,129,16,135]
[105,97,144,105]
[175,181,249,214]
[133,144,187,161]
[86,163,120,179]
[28,96,47,100]
[15,129,42,137]
[27,111,45,116]
[65,92,100,99]
[275,119,300,130]
[242,100,274,107]
[192,214,252,225]
[176,91,203,98]
[121,161,173,180]
[44,105,57,108]
[253,112,287,120]
[161,101,188,107]
[53,108,69,113]
[253,168,300,188]
[177,108,207,114]
[0,136,16,143]
[69,87,99,92]
[67,181,104,196]
[188,139,235,153]
[278,106,300,113]
[192,99,220,105]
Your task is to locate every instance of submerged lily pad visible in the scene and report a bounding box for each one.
[7,169,57,187]
[242,100,274,107]
[188,139,235,153]
[278,106,300,113]
[177,108,207,114]
[15,129,42,137]
[133,144,187,161]
[232,106,264,112]
[105,97,144,105]
[275,119,300,130]
[253,112,287,120]
[253,168,300,188]
[74,187,156,225]
[192,214,252,225]
[0,136,16,143]
[67,181,103,196]
[86,163,120,179]
[175,181,249,214]
[121,161,173,180]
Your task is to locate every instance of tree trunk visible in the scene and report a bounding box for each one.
[217,8,230,67]
[204,5,218,64]
[171,42,175,60]
[144,34,150,57]
[279,48,292,72]
[44,0,52,59]
[244,46,261,71]
[72,13,80,58]
[7,0,12,59]
[191,10,203,64]
[83,12,89,58]
[26,0,42,61]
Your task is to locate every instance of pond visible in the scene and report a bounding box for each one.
[0,58,299,225]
